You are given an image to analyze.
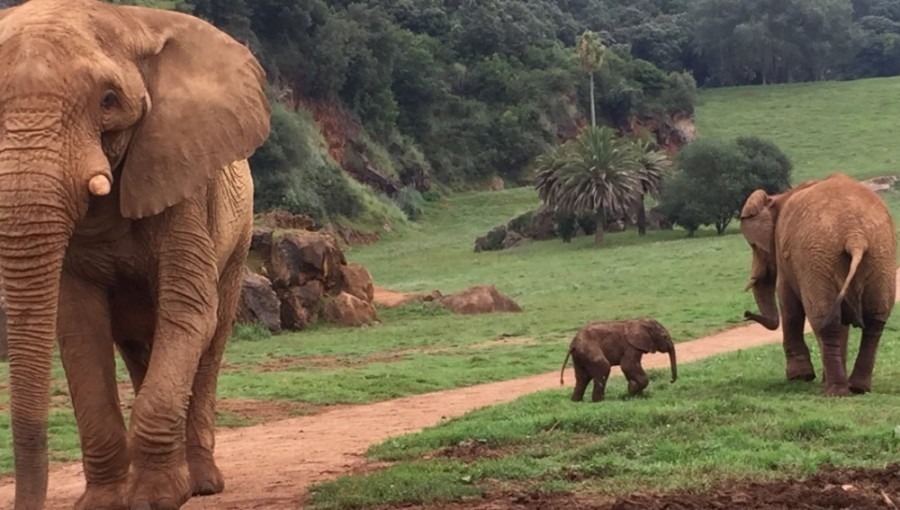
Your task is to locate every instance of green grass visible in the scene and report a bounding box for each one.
[309,326,900,509]
[696,77,900,182]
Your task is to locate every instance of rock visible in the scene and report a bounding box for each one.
[339,263,375,303]
[861,175,899,193]
[473,225,507,253]
[501,231,525,249]
[323,292,378,327]
[270,231,346,291]
[530,207,557,240]
[489,176,505,191]
[237,268,282,333]
[440,285,522,315]
[256,209,316,230]
[279,280,324,330]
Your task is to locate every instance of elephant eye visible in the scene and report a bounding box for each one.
[100,90,119,110]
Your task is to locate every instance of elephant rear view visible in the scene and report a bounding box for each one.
[560,318,677,402]
[740,173,896,397]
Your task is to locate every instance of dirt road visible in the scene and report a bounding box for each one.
[2,270,898,509]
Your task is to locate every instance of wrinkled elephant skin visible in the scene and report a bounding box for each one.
[739,174,896,397]
[0,1,271,509]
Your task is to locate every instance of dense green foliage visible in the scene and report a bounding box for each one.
[659,136,793,235]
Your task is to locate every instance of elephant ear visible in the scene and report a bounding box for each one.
[118,6,271,219]
[627,319,658,353]
[740,190,777,256]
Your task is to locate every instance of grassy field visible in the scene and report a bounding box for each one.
[3,76,900,480]
[309,327,900,509]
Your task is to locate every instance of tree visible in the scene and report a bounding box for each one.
[535,126,640,245]
[576,30,608,127]
[658,136,793,236]
[630,138,672,235]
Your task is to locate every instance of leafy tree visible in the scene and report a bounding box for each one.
[535,126,640,245]
[659,136,793,235]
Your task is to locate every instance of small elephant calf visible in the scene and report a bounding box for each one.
[560,318,678,402]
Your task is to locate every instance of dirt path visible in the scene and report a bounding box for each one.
[2,270,899,509]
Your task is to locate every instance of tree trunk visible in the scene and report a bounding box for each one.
[593,209,605,245]
[589,71,596,128]
[636,193,647,236]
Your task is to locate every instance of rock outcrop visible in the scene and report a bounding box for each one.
[238,215,379,332]
[440,285,522,315]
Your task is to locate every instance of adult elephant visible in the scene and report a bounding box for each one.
[0,1,270,509]
[740,173,896,397]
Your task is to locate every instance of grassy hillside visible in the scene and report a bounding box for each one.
[696,76,900,183]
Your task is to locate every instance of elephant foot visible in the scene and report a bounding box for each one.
[823,384,851,397]
[76,482,129,510]
[129,462,192,510]
[785,359,816,382]
[188,453,225,496]
[848,373,872,394]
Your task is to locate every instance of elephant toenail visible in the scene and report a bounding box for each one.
[195,481,216,495]
[155,498,178,510]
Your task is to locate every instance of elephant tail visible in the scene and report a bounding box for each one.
[560,348,572,386]
[831,237,867,323]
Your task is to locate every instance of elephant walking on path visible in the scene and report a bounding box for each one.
[740,173,896,397]
[0,1,271,508]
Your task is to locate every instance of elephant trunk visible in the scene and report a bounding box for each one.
[744,277,780,331]
[0,170,74,509]
[667,341,677,383]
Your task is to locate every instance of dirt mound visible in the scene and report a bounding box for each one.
[380,464,900,509]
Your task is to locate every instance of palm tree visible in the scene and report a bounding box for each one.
[576,30,608,128]
[535,126,640,245]
[630,139,672,235]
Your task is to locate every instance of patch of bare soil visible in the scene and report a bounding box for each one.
[385,464,900,510]
[216,398,322,424]
[426,438,514,462]
[2,270,898,510]
[470,336,538,350]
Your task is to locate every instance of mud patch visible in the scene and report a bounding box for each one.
[469,336,538,350]
[376,464,900,509]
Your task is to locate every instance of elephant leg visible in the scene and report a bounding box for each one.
[186,252,245,496]
[779,282,815,381]
[589,357,611,402]
[814,320,851,397]
[127,210,219,509]
[571,358,590,402]
[57,274,130,510]
[849,318,886,394]
[622,351,649,395]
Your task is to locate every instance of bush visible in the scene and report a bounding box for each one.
[394,186,426,220]
[250,103,364,224]
[658,136,793,236]
[555,212,578,242]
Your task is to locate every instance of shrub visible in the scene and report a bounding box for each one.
[394,186,426,220]
[555,212,578,242]
[657,136,793,235]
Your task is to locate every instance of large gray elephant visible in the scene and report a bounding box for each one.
[740,173,896,397]
[0,1,270,509]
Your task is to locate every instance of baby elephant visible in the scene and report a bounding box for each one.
[560,318,678,402]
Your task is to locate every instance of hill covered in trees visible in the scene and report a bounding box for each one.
[18,0,899,230]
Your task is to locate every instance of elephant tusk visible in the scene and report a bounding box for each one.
[88,174,111,196]
[743,279,756,292]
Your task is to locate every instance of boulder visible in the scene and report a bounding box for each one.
[339,263,375,303]
[279,280,324,331]
[530,207,557,240]
[501,231,525,249]
[237,268,282,333]
[269,231,346,291]
[647,206,673,230]
[489,176,505,191]
[323,292,378,327]
[440,285,522,315]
